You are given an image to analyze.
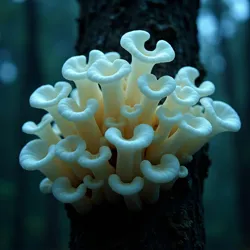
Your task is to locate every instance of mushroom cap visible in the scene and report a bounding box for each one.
[52,177,87,203]
[104,117,127,130]
[29,81,72,109]
[105,52,121,62]
[120,30,175,63]
[105,124,154,150]
[62,50,105,81]
[179,113,212,137]
[140,154,180,184]
[138,74,176,100]
[179,166,189,178]
[120,104,142,119]
[19,139,55,171]
[58,98,99,122]
[55,135,86,163]
[22,113,53,134]
[156,105,183,125]
[83,175,104,189]
[39,178,53,194]
[87,58,131,84]
[108,174,144,196]
[78,146,112,169]
[168,85,200,108]
[176,66,215,97]
[200,97,241,132]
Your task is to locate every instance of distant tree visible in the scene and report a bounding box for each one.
[65,0,211,249]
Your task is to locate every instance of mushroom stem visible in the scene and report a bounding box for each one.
[78,146,114,180]
[46,105,77,137]
[22,114,60,145]
[105,124,154,182]
[101,80,125,119]
[108,175,144,211]
[58,98,102,154]
[139,97,158,124]
[75,79,103,127]
[141,178,160,204]
[126,58,153,105]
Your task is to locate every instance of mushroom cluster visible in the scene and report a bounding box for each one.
[19,30,241,213]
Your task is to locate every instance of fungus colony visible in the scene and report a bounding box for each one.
[19,30,241,213]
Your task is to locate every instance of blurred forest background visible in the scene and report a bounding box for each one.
[0,0,249,249]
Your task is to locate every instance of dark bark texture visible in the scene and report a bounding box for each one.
[66,0,210,249]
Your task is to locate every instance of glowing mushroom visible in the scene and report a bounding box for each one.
[52,177,92,214]
[105,52,121,62]
[178,98,241,161]
[39,178,53,194]
[154,106,183,143]
[78,146,114,180]
[146,114,212,164]
[120,30,175,105]
[83,175,104,205]
[19,139,79,186]
[58,98,102,153]
[140,154,181,203]
[105,124,154,182]
[62,50,104,126]
[29,81,77,137]
[108,174,144,211]
[163,85,200,113]
[55,135,90,179]
[137,74,176,125]
[87,58,131,122]
[175,66,215,97]
[120,104,142,138]
[200,97,241,136]
[22,113,60,145]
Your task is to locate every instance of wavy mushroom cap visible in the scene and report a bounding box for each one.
[30,81,72,109]
[87,58,131,84]
[200,97,241,133]
[62,50,105,81]
[120,30,175,63]
[55,135,86,162]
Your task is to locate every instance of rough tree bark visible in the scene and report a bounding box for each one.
[66,0,210,249]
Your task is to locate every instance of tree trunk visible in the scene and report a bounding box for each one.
[66,0,210,249]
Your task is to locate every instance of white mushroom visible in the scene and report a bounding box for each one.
[175,66,215,97]
[177,98,241,161]
[52,177,92,214]
[55,135,90,179]
[140,154,181,203]
[105,52,121,62]
[87,58,131,121]
[120,104,142,138]
[22,113,60,145]
[78,146,114,180]
[108,174,144,211]
[19,139,79,186]
[104,116,127,135]
[58,98,102,153]
[29,81,77,137]
[83,175,104,205]
[146,114,212,164]
[120,30,175,105]
[39,178,53,194]
[154,106,183,143]
[105,124,154,182]
[163,85,200,113]
[137,74,176,125]
[70,88,80,106]
[62,50,104,126]
[200,97,241,136]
